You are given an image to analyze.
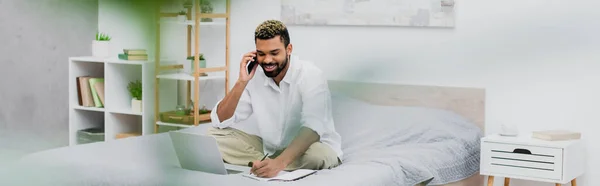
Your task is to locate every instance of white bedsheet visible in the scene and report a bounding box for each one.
[0,94,482,186]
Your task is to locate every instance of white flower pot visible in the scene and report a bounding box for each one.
[190,59,207,76]
[92,40,111,58]
[131,99,142,113]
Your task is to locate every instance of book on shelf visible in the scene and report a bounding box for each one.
[532,130,581,141]
[76,76,104,108]
[88,78,104,108]
[94,82,105,105]
[76,76,84,106]
[77,76,95,107]
[118,49,148,61]
[118,53,148,61]
[123,49,146,55]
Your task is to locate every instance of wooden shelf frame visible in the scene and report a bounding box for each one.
[154,0,230,132]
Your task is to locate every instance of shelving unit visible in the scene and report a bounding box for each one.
[153,0,230,132]
[68,57,155,146]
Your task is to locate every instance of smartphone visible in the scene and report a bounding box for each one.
[246,56,258,74]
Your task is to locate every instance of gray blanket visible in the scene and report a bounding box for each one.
[0,94,482,186]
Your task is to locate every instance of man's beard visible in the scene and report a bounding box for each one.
[262,55,288,78]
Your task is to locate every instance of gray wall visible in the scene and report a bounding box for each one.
[0,0,98,152]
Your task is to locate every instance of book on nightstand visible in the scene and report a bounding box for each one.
[532,130,581,141]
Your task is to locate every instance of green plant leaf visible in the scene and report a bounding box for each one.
[187,53,204,60]
[127,80,142,100]
[96,31,111,41]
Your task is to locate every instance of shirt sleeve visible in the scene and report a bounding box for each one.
[210,87,253,129]
[299,72,333,138]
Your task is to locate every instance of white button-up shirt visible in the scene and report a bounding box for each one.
[210,55,343,159]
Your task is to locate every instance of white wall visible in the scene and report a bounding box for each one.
[0,0,98,164]
[98,0,157,59]
[228,0,600,186]
[100,0,600,185]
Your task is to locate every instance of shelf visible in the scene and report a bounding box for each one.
[197,13,228,18]
[109,108,142,116]
[154,0,230,134]
[156,72,225,81]
[159,20,226,26]
[198,66,228,73]
[157,65,226,73]
[105,58,153,65]
[107,112,142,141]
[159,13,228,19]
[69,56,153,65]
[70,57,105,63]
[72,105,105,112]
[69,108,104,146]
[156,121,195,128]
[69,54,155,145]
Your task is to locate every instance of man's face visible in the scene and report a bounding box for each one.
[256,36,290,78]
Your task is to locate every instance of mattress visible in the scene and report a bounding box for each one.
[0,94,483,186]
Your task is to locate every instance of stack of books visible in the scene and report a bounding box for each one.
[118,49,148,61]
[532,130,581,141]
[76,76,105,108]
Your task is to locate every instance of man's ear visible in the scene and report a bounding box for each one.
[286,43,293,55]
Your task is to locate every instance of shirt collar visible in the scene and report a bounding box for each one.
[263,55,298,86]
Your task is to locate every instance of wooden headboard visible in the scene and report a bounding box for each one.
[327,80,486,130]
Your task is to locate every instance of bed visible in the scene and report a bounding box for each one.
[0,80,485,186]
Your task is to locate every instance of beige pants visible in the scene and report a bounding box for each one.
[207,127,341,171]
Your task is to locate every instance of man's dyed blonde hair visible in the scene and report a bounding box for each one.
[254,20,290,47]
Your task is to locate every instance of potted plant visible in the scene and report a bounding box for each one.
[127,80,142,113]
[177,10,187,22]
[199,0,213,22]
[187,54,207,76]
[92,31,111,58]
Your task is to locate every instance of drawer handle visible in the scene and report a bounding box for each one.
[512,148,532,154]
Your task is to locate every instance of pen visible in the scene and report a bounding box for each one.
[261,153,269,161]
[249,153,269,175]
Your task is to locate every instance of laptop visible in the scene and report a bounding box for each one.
[168,131,249,175]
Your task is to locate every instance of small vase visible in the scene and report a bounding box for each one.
[92,40,111,58]
[131,99,142,113]
[190,59,207,76]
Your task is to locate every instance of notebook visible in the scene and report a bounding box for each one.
[242,169,316,182]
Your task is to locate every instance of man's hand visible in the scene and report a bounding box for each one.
[214,51,257,122]
[239,51,258,83]
[250,157,286,178]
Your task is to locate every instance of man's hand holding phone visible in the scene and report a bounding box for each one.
[216,50,258,123]
[239,51,258,83]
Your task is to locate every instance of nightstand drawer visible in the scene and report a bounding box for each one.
[482,142,563,180]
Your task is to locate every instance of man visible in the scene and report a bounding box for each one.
[208,20,343,178]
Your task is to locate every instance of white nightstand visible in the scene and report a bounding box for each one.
[480,134,585,186]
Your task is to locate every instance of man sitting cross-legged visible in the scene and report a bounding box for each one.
[207,19,343,178]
